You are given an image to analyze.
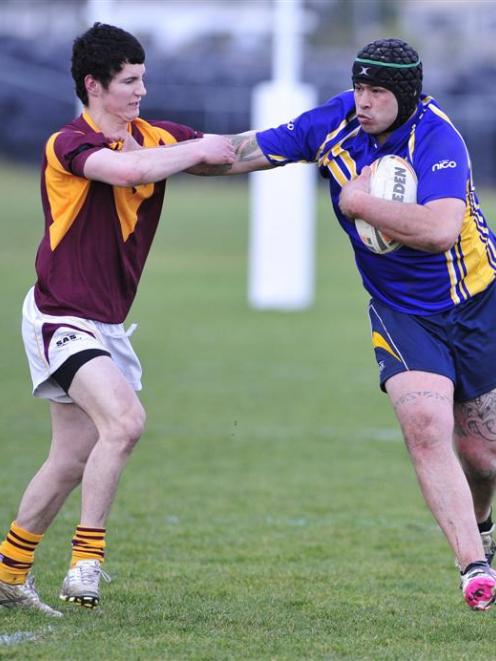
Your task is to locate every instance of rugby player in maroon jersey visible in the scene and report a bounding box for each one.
[0,22,234,614]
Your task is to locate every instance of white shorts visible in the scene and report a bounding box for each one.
[22,287,143,404]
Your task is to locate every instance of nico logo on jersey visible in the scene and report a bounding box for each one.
[432,160,457,171]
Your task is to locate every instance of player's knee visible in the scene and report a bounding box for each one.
[458,443,496,479]
[108,403,146,452]
[64,459,86,485]
[402,410,451,455]
[126,406,146,448]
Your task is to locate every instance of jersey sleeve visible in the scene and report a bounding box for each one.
[413,119,469,205]
[48,130,110,177]
[255,99,344,166]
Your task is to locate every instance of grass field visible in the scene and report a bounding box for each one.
[1,162,496,659]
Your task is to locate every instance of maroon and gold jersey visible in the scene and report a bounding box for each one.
[34,110,201,323]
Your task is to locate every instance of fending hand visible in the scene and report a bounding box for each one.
[106,132,143,152]
[200,134,236,165]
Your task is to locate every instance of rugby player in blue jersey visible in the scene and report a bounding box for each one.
[203,38,496,610]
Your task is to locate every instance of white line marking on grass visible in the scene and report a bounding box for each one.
[0,626,53,646]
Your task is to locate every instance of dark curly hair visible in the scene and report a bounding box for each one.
[71,22,145,105]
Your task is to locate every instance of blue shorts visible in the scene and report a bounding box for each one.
[368,282,496,402]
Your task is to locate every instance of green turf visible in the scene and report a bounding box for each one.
[1,163,496,659]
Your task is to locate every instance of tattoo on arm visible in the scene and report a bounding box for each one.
[228,134,262,163]
[393,390,452,410]
[186,132,266,176]
[454,390,496,442]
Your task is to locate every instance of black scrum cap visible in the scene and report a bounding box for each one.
[352,38,423,132]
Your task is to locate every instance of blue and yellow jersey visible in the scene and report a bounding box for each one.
[256,91,496,315]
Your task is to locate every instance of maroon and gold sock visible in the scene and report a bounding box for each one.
[70,525,106,567]
[0,521,43,585]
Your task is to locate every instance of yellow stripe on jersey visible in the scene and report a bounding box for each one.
[452,240,467,302]
[326,160,348,187]
[445,248,461,306]
[371,331,401,361]
[319,126,360,182]
[408,98,435,160]
[266,154,291,163]
[113,119,179,241]
[315,114,356,161]
[427,103,453,126]
[336,149,358,179]
[455,198,495,298]
[45,133,91,251]
[321,152,356,186]
[408,101,495,303]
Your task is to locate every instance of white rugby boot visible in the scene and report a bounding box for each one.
[59,559,110,609]
[0,574,62,617]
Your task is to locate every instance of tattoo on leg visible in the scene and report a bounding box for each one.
[455,390,496,442]
[393,390,451,410]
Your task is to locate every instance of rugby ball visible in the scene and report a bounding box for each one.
[355,154,417,254]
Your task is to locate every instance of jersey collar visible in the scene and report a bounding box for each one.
[81,109,132,136]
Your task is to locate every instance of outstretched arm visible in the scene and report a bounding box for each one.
[83,134,236,187]
[187,131,274,176]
